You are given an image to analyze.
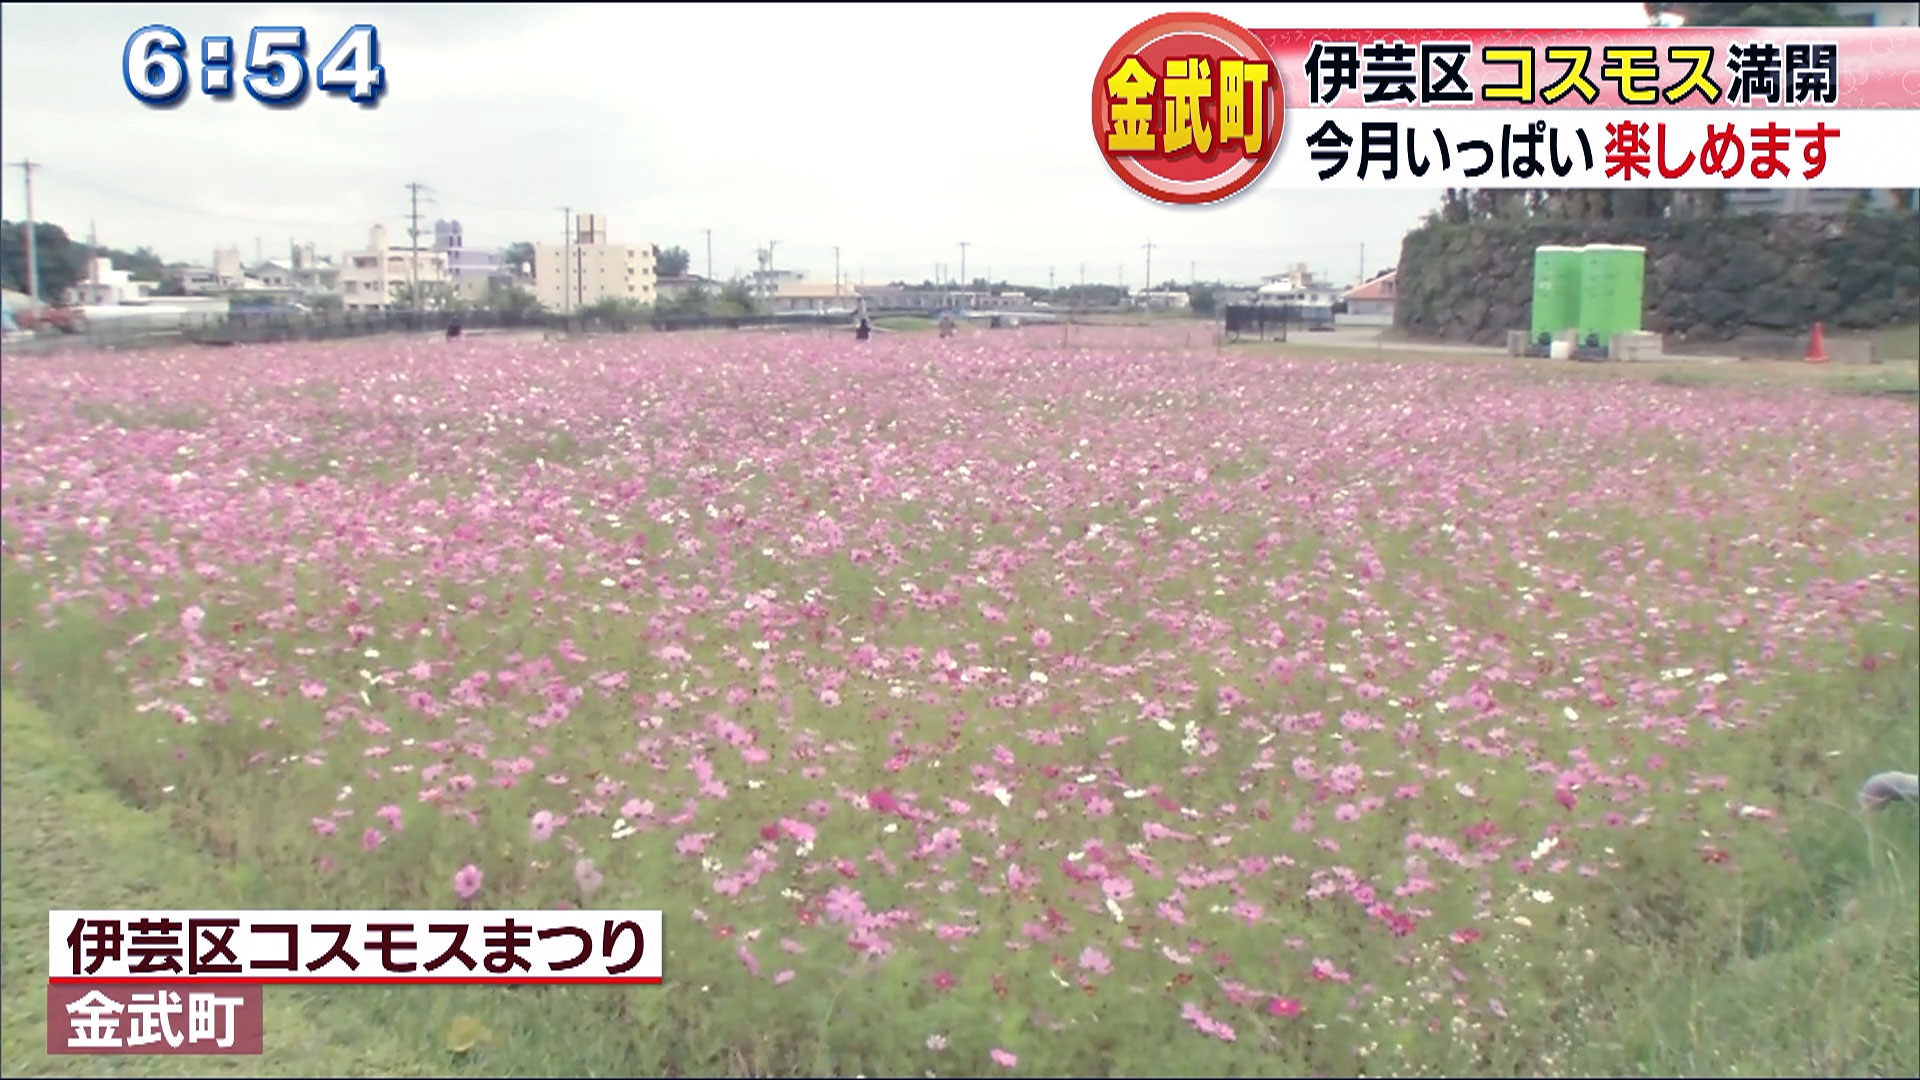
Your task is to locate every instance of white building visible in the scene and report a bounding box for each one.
[766,281,863,314]
[72,257,150,306]
[534,213,656,312]
[213,247,245,288]
[1135,289,1191,311]
[335,224,451,312]
[1338,269,1398,327]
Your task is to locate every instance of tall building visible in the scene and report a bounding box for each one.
[534,214,657,312]
[335,224,451,313]
[433,219,505,301]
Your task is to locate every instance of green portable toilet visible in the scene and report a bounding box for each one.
[1578,244,1646,348]
[1531,246,1583,345]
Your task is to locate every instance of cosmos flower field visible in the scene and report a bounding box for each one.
[3,330,1917,1076]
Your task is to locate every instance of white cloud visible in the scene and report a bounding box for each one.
[1,3,1651,284]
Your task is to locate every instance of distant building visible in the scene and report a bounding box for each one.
[767,281,862,314]
[213,247,245,288]
[167,265,221,294]
[434,220,505,301]
[655,274,716,304]
[72,257,149,306]
[1338,269,1397,327]
[534,213,656,311]
[1256,263,1342,307]
[1135,289,1191,311]
[336,224,451,312]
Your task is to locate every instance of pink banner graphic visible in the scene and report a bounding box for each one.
[1248,28,1920,110]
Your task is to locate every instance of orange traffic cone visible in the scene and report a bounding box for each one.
[1805,321,1829,364]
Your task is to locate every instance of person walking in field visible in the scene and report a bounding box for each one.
[855,316,872,342]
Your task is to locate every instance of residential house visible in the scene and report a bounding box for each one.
[1255,264,1342,307]
[655,275,716,304]
[72,257,150,306]
[248,259,297,288]
[335,224,452,312]
[1135,289,1191,311]
[1338,269,1398,327]
[533,213,657,311]
[434,219,506,301]
[167,265,222,294]
[767,281,862,314]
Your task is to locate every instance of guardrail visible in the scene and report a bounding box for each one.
[2,309,865,353]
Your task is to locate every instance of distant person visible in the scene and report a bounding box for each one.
[855,317,872,342]
[939,313,955,339]
[446,321,463,340]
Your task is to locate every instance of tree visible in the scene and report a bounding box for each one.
[481,282,545,320]
[503,242,536,275]
[579,296,651,321]
[655,245,691,278]
[1,221,91,300]
[1644,2,1852,26]
[657,283,712,317]
[715,279,758,314]
[1189,285,1218,317]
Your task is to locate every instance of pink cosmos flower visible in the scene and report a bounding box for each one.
[1268,996,1303,1018]
[574,857,603,896]
[453,863,484,901]
[529,809,556,842]
[990,1048,1017,1068]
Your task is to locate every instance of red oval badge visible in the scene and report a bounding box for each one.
[1092,12,1284,205]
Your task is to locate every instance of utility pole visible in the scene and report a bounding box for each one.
[1049,267,1055,290]
[703,228,712,281]
[1142,239,1156,294]
[404,182,431,313]
[833,245,841,299]
[1190,260,1196,287]
[1079,263,1086,287]
[558,207,572,314]
[958,241,969,287]
[10,159,38,302]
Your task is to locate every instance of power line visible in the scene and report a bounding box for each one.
[38,166,360,229]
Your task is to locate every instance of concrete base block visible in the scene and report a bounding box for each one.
[1610,331,1664,362]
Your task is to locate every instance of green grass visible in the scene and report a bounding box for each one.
[1853,323,1919,363]
[0,690,439,1077]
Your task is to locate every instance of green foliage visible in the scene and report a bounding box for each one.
[480,282,546,319]
[502,242,536,273]
[0,220,90,300]
[716,279,759,314]
[1645,1,1856,26]
[1189,285,1218,317]
[655,245,692,278]
[1396,209,1920,343]
[577,296,652,321]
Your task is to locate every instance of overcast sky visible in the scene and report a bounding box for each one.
[2,3,1652,287]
